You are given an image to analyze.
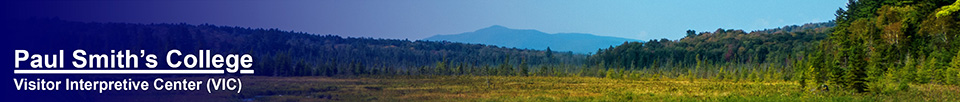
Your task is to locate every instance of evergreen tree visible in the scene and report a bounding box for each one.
[519,59,529,76]
[949,50,960,85]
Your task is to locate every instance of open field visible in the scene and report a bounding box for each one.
[237,76,960,101]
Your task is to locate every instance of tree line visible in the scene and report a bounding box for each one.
[588,22,834,81]
[7,18,588,77]
[800,0,960,93]
[13,0,960,94]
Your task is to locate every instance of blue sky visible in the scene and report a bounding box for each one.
[4,0,847,40]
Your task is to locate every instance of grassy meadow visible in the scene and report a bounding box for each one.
[237,76,960,101]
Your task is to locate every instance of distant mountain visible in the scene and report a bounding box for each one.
[424,25,639,54]
[7,19,589,76]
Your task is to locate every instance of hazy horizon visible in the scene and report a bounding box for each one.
[3,0,846,40]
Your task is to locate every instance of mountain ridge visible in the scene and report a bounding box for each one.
[424,25,640,54]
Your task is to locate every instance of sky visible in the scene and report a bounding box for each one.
[4,0,848,40]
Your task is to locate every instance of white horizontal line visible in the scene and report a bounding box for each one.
[240,70,254,74]
[12,70,260,74]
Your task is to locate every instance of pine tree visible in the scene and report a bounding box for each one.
[436,60,447,75]
[519,59,529,77]
[902,56,917,83]
[949,50,960,85]
[545,47,553,60]
[499,55,513,76]
[456,63,464,76]
[605,68,616,79]
[917,56,936,83]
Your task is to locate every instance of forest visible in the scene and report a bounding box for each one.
[589,0,960,94]
[589,22,833,81]
[801,0,960,93]
[8,18,588,77]
[10,18,834,79]
[7,0,960,101]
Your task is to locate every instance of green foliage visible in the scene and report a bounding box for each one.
[605,68,616,79]
[436,60,447,75]
[936,0,960,18]
[518,59,529,77]
[591,22,833,69]
[22,0,960,97]
[686,30,697,37]
[811,0,960,93]
[949,51,960,85]
[916,55,935,84]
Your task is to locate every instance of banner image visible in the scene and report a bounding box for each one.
[3,0,960,102]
